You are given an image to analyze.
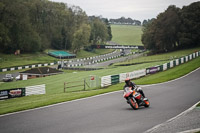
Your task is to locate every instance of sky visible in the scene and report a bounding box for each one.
[51,0,199,21]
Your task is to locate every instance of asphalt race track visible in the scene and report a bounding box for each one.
[0,68,200,133]
[84,52,143,68]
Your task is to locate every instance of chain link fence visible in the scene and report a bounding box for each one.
[64,75,100,92]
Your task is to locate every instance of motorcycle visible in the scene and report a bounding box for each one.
[123,87,150,110]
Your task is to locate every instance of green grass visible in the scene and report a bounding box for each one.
[76,49,114,58]
[0,52,58,69]
[111,25,143,46]
[0,24,143,69]
[0,61,165,93]
[134,57,200,84]
[113,47,200,66]
[0,54,200,115]
[1,48,200,93]
[0,49,114,69]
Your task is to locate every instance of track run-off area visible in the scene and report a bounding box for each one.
[0,68,200,133]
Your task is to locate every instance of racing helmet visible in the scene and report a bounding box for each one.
[125,78,130,84]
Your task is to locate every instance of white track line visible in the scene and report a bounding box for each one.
[177,128,200,133]
[144,101,200,133]
[0,67,199,118]
[0,90,122,117]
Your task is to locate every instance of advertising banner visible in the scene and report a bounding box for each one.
[120,69,146,82]
[8,88,26,98]
[146,67,160,74]
[0,88,25,100]
[111,75,120,85]
[91,45,145,50]
[0,90,9,100]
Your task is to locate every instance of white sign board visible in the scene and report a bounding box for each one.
[22,75,27,80]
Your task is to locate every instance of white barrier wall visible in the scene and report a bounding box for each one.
[101,69,147,87]
[101,76,111,87]
[163,63,167,71]
[25,84,46,96]
[119,73,127,83]
[170,61,174,68]
[181,58,184,64]
[100,51,200,88]
[119,69,146,83]
[133,69,146,79]
[193,53,196,58]
[185,56,188,62]
[189,54,192,60]
[176,59,179,66]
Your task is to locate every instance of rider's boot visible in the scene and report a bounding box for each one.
[139,90,146,98]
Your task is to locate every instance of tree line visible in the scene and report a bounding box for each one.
[142,2,200,53]
[0,0,112,54]
[109,17,141,26]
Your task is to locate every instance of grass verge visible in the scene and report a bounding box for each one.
[0,49,114,69]
[111,25,143,46]
[113,47,200,66]
[134,57,200,84]
[0,57,200,115]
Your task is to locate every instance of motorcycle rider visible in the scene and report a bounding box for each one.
[124,78,146,98]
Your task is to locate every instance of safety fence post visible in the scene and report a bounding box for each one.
[64,82,66,93]
[84,79,86,91]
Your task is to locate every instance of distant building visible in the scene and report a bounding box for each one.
[20,67,63,80]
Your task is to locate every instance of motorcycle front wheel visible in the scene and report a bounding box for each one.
[144,100,150,108]
[128,98,138,110]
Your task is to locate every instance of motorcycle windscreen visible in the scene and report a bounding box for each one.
[124,87,132,93]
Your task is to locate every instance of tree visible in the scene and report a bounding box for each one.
[72,24,91,53]
[142,20,148,26]
[178,2,200,48]
[90,18,108,45]
[0,23,10,52]
[0,0,111,54]
[142,19,156,51]
[154,5,181,52]
[104,18,112,41]
[142,5,181,53]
